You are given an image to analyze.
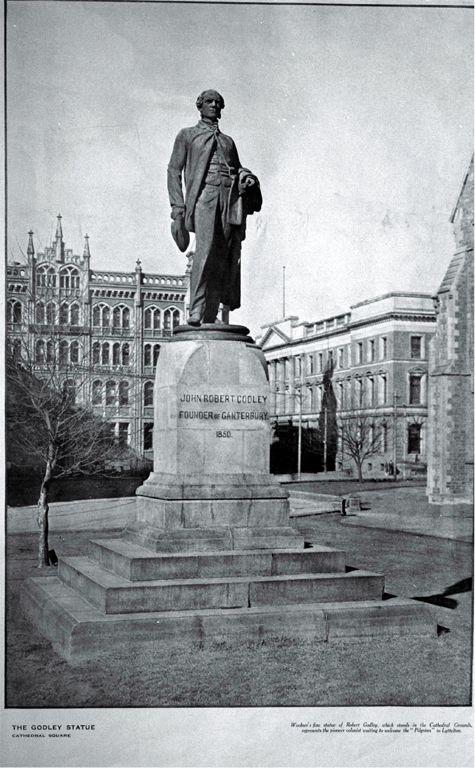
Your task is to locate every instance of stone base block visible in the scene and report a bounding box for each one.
[87,539,346,581]
[123,521,305,553]
[135,494,290,529]
[20,576,437,662]
[57,556,383,614]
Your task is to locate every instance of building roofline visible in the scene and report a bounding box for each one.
[350,291,434,309]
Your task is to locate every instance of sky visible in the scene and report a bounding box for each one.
[7,1,473,335]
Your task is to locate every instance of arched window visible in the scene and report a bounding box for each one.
[106,380,116,406]
[46,303,55,325]
[144,381,154,407]
[102,305,110,327]
[8,300,22,324]
[93,306,101,327]
[60,266,80,290]
[59,303,69,325]
[112,305,130,329]
[35,302,45,324]
[164,307,180,332]
[36,265,56,288]
[145,307,161,330]
[113,306,121,328]
[70,340,79,364]
[153,344,160,366]
[122,307,130,328]
[119,381,129,406]
[144,344,152,367]
[59,340,68,366]
[70,303,79,326]
[35,339,45,364]
[92,380,102,405]
[46,341,54,363]
[113,342,120,366]
[122,343,130,366]
[63,379,76,404]
[102,342,110,366]
[93,342,101,365]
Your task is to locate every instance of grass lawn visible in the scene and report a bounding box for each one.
[6,514,472,708]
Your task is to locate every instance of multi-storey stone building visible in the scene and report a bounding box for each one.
[427,157,474,505]
[257,293,437,477]
[7,216,188,461]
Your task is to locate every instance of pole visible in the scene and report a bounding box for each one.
[323,404,327,473]
[282,266,286,318]
[393,392,398,481]
[297,390,302,481]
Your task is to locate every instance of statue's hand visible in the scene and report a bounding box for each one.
[243,177,256,188]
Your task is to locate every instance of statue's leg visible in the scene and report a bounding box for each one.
[190,186,220,323]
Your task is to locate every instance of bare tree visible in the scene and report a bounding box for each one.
[338,410,383,483]
[7,278,137,567]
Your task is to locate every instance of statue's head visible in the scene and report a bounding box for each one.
[196,89,224,121]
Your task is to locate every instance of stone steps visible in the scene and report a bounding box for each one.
[86,538,346,581]
[58,555,384,614]
[21,575,436,661]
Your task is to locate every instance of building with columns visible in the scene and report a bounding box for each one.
[257,293,437,478]
[427,157,474,505]
[7,216,188,461]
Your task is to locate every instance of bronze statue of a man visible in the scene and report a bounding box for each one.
[167,90,262,326]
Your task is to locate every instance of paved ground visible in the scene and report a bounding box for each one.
[8,484,472,541]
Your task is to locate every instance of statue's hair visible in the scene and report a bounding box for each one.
[196,90,225,111]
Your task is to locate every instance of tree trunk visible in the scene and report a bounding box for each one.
[356,461,364,484]
[37,465,52,568]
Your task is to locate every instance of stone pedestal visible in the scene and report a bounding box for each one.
[125,324,302,551]
[20,325,436,661]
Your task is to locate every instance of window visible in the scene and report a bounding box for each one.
[164,307,180,332]
[143,423,153,451]
[59,340,68,366]
[337,381,343,408]
[381,423,388,452]
[357,342,363,364]
[93,306,101,327]
[36,265,56,288]
[70,303,79,326]
[60,266,79,290]
[118,422,129,446]
[119,381,129,406]
[338,348,344,369]
[369,340,375,362]
[380,374,387,404]
[145,307,161,330]
[295,357,301,377]
[35,339,45,364]
[123,307,130,329]
[317,353,323,373]
[46,341,54,363]
[356,378,363,406]
[122,343,130,366]
[144,344,152,367]
[102,342,110,366]
[153,344,160,366]
[381,337,387,360]
[113,343,120,366]
[409,375,422,405]
[112,305,130,329]
[327,350,333,368]
[144,381,154,407]
[92,380,102,405]
[113,306,121,328]
[308,355,314,375]
[102,305,110,327]
[70,340,79,364]
[408,423,422,454]
[368,376,375,405]
[411,336,422,359]
[8,300,22,324]
[46,303,55,325]
[62,379,75,404]
[93,342,101,365]
[36,303,45,324]
[106,380,116,406]
[59,303,69,325]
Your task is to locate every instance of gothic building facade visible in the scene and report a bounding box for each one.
[427,157,474,505]
[7,216,189,461]
[258,293,437,478]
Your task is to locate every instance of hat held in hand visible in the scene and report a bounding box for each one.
[171,217,190,253]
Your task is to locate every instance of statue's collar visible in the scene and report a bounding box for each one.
[198,118,220,134]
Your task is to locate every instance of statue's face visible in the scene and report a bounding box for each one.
[200,91,222,121]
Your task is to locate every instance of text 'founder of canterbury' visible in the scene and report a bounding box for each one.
[167,89,262,326]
